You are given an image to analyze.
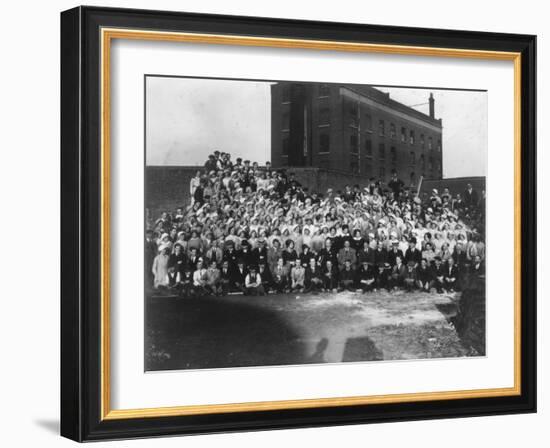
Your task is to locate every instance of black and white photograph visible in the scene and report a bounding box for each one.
[144,76,487,372]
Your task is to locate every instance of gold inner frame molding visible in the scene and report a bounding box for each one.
[100,27,522,421]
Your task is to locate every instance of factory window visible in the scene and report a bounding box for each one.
[281,85,291,103]
[350,157,359,174]
[350,134,359,154]
[346,102,359,127]
[378,143,386,160]
[437,139,442,152]
[282,133,289,156]
[428,136,433,150]
[365,139,372,157]
[379,119,385,136]
[319,106,330,126]
[282,111,290,131]
[410,130,415,145]
[390,123,396,139]
[428,156,433,171]
[401,127,406,142]
[379,166,386,179]
[390,146,397,163]
[420,154,425,170]
[410,172,416,185]
[420,134,425,148]
[319,132,330,154]
[410,151,416,165]
[319,84,330,97]
[363,112,373,132]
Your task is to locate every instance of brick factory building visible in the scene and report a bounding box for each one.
[271,82,443,185]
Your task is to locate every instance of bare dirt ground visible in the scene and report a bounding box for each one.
[145,289,480,371]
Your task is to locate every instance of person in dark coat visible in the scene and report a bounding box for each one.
[390,255,407,290]
[357,240,376,266]
[339,259,356,291]
[258,263,273,293]
[431,257,446,293]
[231,260,248,293]
[374,243,388,265]
[387,241,404,267]
[223,241,239,270]
[374,262,390,291]
[322,259,339,292]
[443,257,459,292]
[416,258,433,291]
[168,243,186,276]
[219,260,232,294]
[305,258,324,292]
[299,244,316,267]
[404,239,422,267]
[252,239,269,266]
[403,261,417,292]
[317,238,338,268]
[356,260,376,292]
[271,257,290,293]
[463,183,479,209]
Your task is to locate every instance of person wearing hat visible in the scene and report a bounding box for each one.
[245,265,264,296]
[404,237,422,267]
[388,170,404,197]
[356,260,376,293]
[403,261,417,292]
[252,237,269,266]
[299,244,316,267]
[387,239,404,267]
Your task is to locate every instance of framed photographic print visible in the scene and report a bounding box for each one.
[60,6,537,442]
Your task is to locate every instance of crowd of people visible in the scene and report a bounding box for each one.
[146,151,486,298]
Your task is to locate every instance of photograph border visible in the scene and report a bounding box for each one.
[61,6,536,441]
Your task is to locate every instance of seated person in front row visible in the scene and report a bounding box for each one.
[374,262,390,291]
[258,263,273,293]
[192,259,208,296]
[323,259,339,292]
[305,258,324,292]
[219,260,232,295]
[356,260,375,292]
[443,257,459,292]
[245,265,265,296]
[403,261,417,292]
[416,258,433,291]
[291,259,306,292]
[339,259,356,291]
[431,256,446,293]
[204,260,221,296]
[231,259,248,293]
[390,255,406,290]
[271,257,289,293]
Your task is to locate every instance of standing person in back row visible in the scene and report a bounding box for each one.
[463,183,479,209]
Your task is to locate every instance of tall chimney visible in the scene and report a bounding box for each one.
[429,92,435,118]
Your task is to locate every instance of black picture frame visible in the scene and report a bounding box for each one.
[61,5,536,442]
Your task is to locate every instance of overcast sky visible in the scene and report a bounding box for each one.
[146,76,487,178]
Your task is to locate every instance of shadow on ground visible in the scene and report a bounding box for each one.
[146,295,308,371]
